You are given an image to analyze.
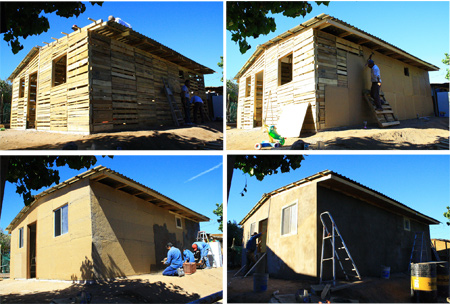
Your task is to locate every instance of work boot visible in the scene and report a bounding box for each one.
[177,268,185,277]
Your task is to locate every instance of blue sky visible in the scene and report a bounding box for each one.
[0,2,223,87]
[228,155,450,240]
[1,156,223,234]
[227,1,449,83]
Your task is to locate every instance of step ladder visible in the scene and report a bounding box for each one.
[408,232,429,272]
[319,212,361,286]
[363,89,400,128]
[196,231,209,242]
[163,79,184,127]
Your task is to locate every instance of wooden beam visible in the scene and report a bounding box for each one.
[338,32,353,38]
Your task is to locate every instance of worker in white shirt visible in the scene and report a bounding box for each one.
[190,90,205,124]
[367,59,383,111]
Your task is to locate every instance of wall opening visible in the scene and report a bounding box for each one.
[258,218,268,253]
[27,72,38,129]
[52,54,67,87]
[404,67,409,77]
[254,71,264,127]
[281,200,297,236]
[54,204,68,237]
[27,222,37,279]
[279,53,293,86]
[245,76,251,97]
[19,77,25,98]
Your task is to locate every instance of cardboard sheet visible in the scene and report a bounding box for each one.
[276,103,309,138]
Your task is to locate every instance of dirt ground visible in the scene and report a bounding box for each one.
[227,270,413,303]
[0,267,222,303]
[226,117,449,150]
[0,122,223,150]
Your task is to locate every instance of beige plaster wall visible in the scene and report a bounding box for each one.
[242,182,318,278]
[9,179,92,280]
[89,181,194,279]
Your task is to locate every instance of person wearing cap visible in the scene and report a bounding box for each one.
[245,232,263,273]
[162,242,184,276]
[367,58,383,111]
[192,241,211,269]
[183,248,195,263]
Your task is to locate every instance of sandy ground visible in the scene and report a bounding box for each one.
[226,117,449,150]
[0,122,223,150]
[227,270,413,303]
[0,267,222,303]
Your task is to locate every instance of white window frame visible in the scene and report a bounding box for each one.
[280,200,298,237]
[404,217,411,231]
[175,216,183,229]
[250,222,256,236]
[54,204,68,237]
[19,227,24,248]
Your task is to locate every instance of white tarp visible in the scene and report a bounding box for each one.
[208,241,222,268]
[276,103,309,138]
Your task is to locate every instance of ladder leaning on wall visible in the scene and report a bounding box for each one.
[162,79,184,127]
[319,211,362,286]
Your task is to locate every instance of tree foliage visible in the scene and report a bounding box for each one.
[227,2,329,54]
[5,156,103,206]
[0,228,11,254]
[227,220,243,247]
[444,206,450,226]
[1,2,103,54]
[234,155,304,181]
[443,53,449,80]
[0,79,12,103]
[218,56,224,82]
[227,80,239,101]
[213,203,223,232]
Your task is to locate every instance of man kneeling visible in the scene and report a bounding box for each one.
[162,242,184,276]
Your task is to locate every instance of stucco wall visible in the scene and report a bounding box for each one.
[242,181,318,279]
[9,179,92,280]
[317,185,430,277]
[89,181,199,279]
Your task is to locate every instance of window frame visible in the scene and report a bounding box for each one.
[54,204,69,237]
[19,77,25,98]
[245,76,251,97]
[175,216,183,229]
[278,53,293,86]
[404,67,410,77]
[249,222,256,236]
[52,54,67,87]
[404,217,411,231]
[280,200,298,237]
[19,227,24,248]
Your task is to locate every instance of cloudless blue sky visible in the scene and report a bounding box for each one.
[228,155,450,240]
[227,1,449,83]
[1,156,223,234]
[0,2,223,86]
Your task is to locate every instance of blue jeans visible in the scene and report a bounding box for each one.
[201,246,211,267]
[183,97,191,123]
[162,266,178,276]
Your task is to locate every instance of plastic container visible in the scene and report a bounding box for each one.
[381,266,390,279]
[253,273,269,292]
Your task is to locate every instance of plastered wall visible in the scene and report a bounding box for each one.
[242,181,318,279]
[89,181,199,279]
[9,179,92,280]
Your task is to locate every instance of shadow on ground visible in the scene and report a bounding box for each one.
[23,123,223,150]
[1,278,200,303]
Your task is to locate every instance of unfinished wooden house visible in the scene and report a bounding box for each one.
[240,170,439,280]
[235,14,439,134]
[6,166,209,281]
[7,18,214,133]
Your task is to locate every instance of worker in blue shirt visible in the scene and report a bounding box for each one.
[162,243,184,276]
[192,241,212,269]
[183,249,195,263]
[245,232,262,272]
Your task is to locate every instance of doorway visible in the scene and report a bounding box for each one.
[27,72,37,129]
[254,71,264,127]
[28,222,37,279]
[258,218,268,253]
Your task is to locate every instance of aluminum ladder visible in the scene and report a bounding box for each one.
[408,232,429,272]
[196,231,209,242]
[319,212,361,286]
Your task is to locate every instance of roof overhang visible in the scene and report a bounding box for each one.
[7,165,209,232]
[240,170,439,226]
[7,47,40,81]
[235,14,439,80]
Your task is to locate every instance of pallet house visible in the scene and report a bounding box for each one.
[235,14,439,134]
[240,170,439,280]
[7,18,215,133]
[6,166,209,281]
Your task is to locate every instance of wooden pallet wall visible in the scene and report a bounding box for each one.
[89,32,207,132]
[10,55,39,129]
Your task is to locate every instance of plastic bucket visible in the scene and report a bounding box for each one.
[381,266,390,279]
[411,262,437,303]
[253,273,269,292]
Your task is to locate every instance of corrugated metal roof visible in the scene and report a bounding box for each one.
[240,169,440,226]
[6,165,209,232]
[235,14,439,79]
